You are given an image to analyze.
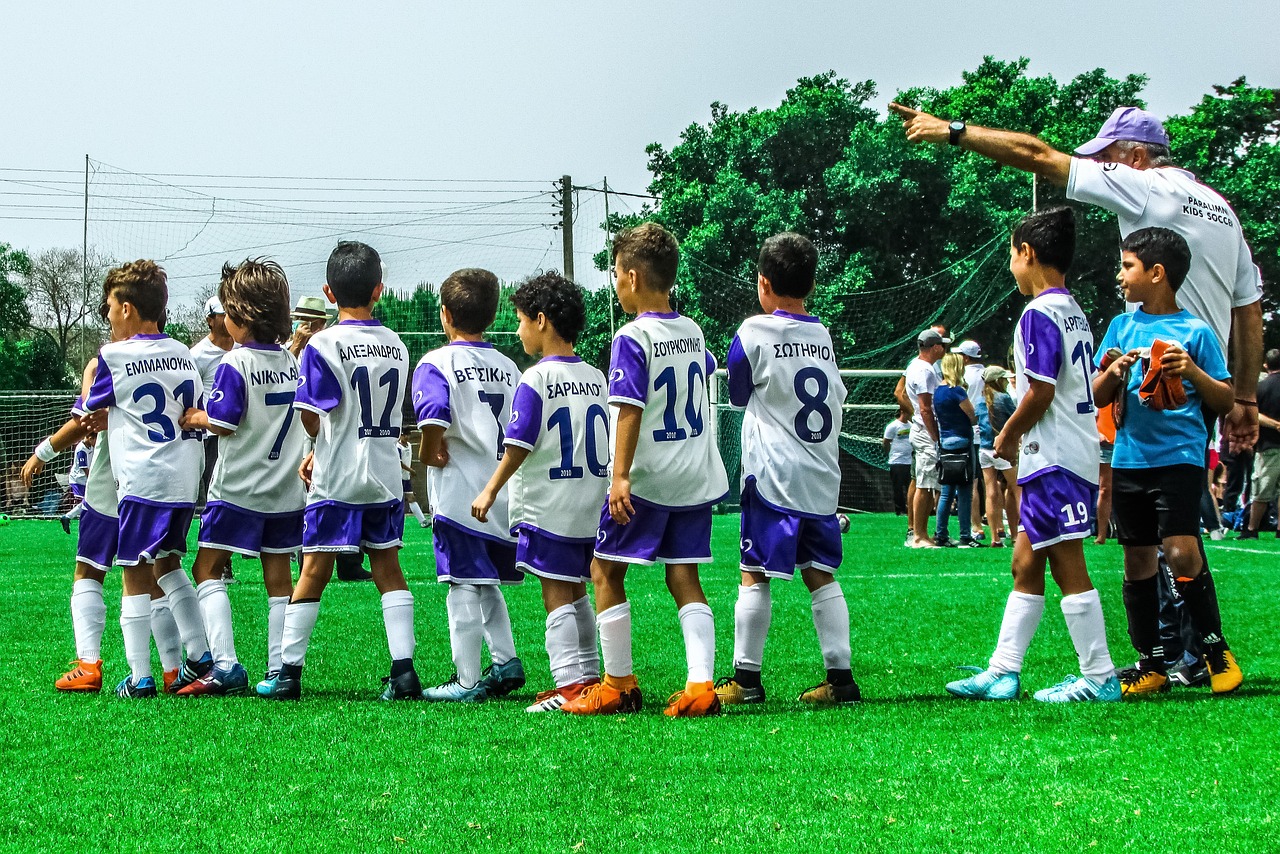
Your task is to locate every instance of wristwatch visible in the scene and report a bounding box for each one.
[948,120,966,146]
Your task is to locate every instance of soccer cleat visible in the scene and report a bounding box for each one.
[60,516,72,535]
[799,679,862,705]
[162,668,179,693]
[561,675,643,715]
[945,665,1019,700]
[524,680,597,713]
[379,669,425,701]
[1032,673,1122,703]
[956,538,981,549]
[1235,530,1258,540]
[1167,655,1210,687]
[664,681,722,717]
[422,675,487,703]
[713,676,766,705]
[480,657,526,698]
[175,663,250,697]
[55,659,103,692]
[168,651,214,693]
[256,670,280,696]
[115,675,158,698]
[1119,667,1170,696]
[1207,650,1243,695]
[257,671,302,700]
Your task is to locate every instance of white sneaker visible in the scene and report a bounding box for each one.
[1209,528,1226,541]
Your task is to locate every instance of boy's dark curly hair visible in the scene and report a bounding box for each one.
[510,270,586,344]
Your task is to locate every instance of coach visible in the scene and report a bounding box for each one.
[889,103,1265,452]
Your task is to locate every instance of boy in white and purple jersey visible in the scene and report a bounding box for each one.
[945,207,1119,704]
[261,241,422,702]
[84,260,212,699]
[471,272,606,712]
[56,435,93,533]
[713,233,859,708]
[561,223,729,719]
[175,259,306,697]
[413,268,524,703]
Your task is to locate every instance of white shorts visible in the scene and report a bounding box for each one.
[910,428,940,491]
[979,447,1012,472]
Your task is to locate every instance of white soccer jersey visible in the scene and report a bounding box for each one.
[205,343,307,515]
[68,441,93,492]
[727,311,845,517]
[608,312,728,509]
[505,356,609,540]
[85,334,205,506]
[1067,158,1263,355]
[1012,289,1100,486]
[190,336,232,393]
[294,320,409,508]
[412,341,519,541]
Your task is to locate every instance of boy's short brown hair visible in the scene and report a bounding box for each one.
[612,222,679,291]
[440,268,500,334]
[103,259,167,323]
[219,258,292,345]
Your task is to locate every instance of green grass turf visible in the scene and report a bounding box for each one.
[1,514,1278,853]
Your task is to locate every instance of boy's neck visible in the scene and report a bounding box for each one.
[631,290,674,315]
[1136,291,1181,315]
[448,331,486,343]
[117,319,159,339]
[538,337,576,359]
[766,296,809,316]
[1026,271,1067,298]
[337,305,375,322]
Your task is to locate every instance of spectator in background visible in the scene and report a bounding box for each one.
[894,324,949,546]
[1240,349,1280,539]
[933,353,978,548]
[882,408,912,516]
[953,340,986,540]
[903,327,951,548]
[977,365,1018,547]
[288,295,331,358]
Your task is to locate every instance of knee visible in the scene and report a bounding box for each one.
[1164,544,1202,578]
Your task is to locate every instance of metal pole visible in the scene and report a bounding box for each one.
[560,174,574,283]
[602,176,614,336]
[83,155,89,301]
[1032,173,1038,212]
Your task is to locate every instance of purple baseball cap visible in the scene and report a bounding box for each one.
[1075,107,1170,156]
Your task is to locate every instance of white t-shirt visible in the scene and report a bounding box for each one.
[904,356,939,433]
[86,334,205,506]
[205,343,307,515]
[294,320,409,508]
[963,363,986,410]
[504,356,609,541]
[190,336,232,393]
[412,341,520,542]
[727,311,845,517]
[608,312,729,510]
[1012,289,1100,486]
[883,419,912,466]
[68,441,93,491]
[1067,159,1263,355]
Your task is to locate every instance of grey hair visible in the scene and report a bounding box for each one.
[1114,138,1175,168]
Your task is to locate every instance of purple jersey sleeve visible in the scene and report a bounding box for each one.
[84,357,115,412]
[206,361,248,432]
[294,345,343,414]
[705,348,717,377]
[412,362,452,427]
[1019,308,1064,384]
[607,334,648,407]
[504,382,543,451]
[726,334,753,408]
[70,395,86,418]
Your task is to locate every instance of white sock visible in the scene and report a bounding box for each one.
[65,503,83,521]
[478,584,517,665]
[70,578,105,662]
[545,604,580,688]
[408,501,426,525]
[121,594,153,681]
[266,596,289,673]
[381,589,416,663]
[677,602,715,684]
[446,584,484,688]
[150,596,182,672]
[597,601,633,679]
[280,601,320,667]
[572,595,599,682]
[195,579,237,669]
[988,591,1046,675]
[733,583,771,673]
[810,582,852,671]
[157,569,210,660]
[1061,588,1116,684]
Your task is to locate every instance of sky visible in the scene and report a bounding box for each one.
[2,1,1277,301]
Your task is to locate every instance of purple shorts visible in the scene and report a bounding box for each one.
[739,480,841,579]
[1018,469,1098,551]
[116,498,195,567]
[303,500,403,553]
[433,517,521,585]
[76,503,119,571]
[515,524,593,583]
[199,502,304,556]
[70,484,85,498]
[594,496,713,566]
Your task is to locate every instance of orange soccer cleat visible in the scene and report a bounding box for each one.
[162,668,180,694]
[55,659,103,692]
[560,674,642,716]
[663,680,722,718]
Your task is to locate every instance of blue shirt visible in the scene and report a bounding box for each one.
[933,385,972,442]
[1096,308,1230,469]
[976,392,1015,449]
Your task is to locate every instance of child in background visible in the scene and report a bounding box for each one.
[398,431,429,529]
[883,408,912,516]
[58,436,94,534]
[977,366,1018,546]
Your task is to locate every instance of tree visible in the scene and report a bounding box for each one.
[24,247,113,370]
[0,243,32,336]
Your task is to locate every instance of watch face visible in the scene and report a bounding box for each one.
[950,121,965,131]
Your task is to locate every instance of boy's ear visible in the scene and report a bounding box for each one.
[1149,262,1166,285]
[322,284,338,305]
[1018,242,1037,265]
[758,273,773,295]
[371,282,384,302]
[536,311,548,330]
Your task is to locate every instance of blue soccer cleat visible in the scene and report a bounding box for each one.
[423,675,487,703]
[257,671,302,700]
[256,670,278,696]
[176,662,249,697]
[1033,673,1122,703]
[945,665,1020,700]
[115,675,158,698]
[168,651,214,694]
[480,657,526,697]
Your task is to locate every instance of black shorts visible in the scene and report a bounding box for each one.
[1111,464,1205,546]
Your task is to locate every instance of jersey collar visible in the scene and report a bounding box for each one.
[130,333,167,340]
[638,311,679,320]
[240,341,283,351]
[771,309,819,323]
[337,319,382,326]
[540,355,582,363]
[448,340,495,349]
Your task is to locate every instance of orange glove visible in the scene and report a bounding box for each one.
[1137,339,1188,411]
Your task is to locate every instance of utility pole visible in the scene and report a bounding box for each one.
[83,155,90,305]
[560,174,574,282]
[602,177,615,336]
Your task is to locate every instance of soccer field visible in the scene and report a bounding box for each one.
[1,514,1277,853]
